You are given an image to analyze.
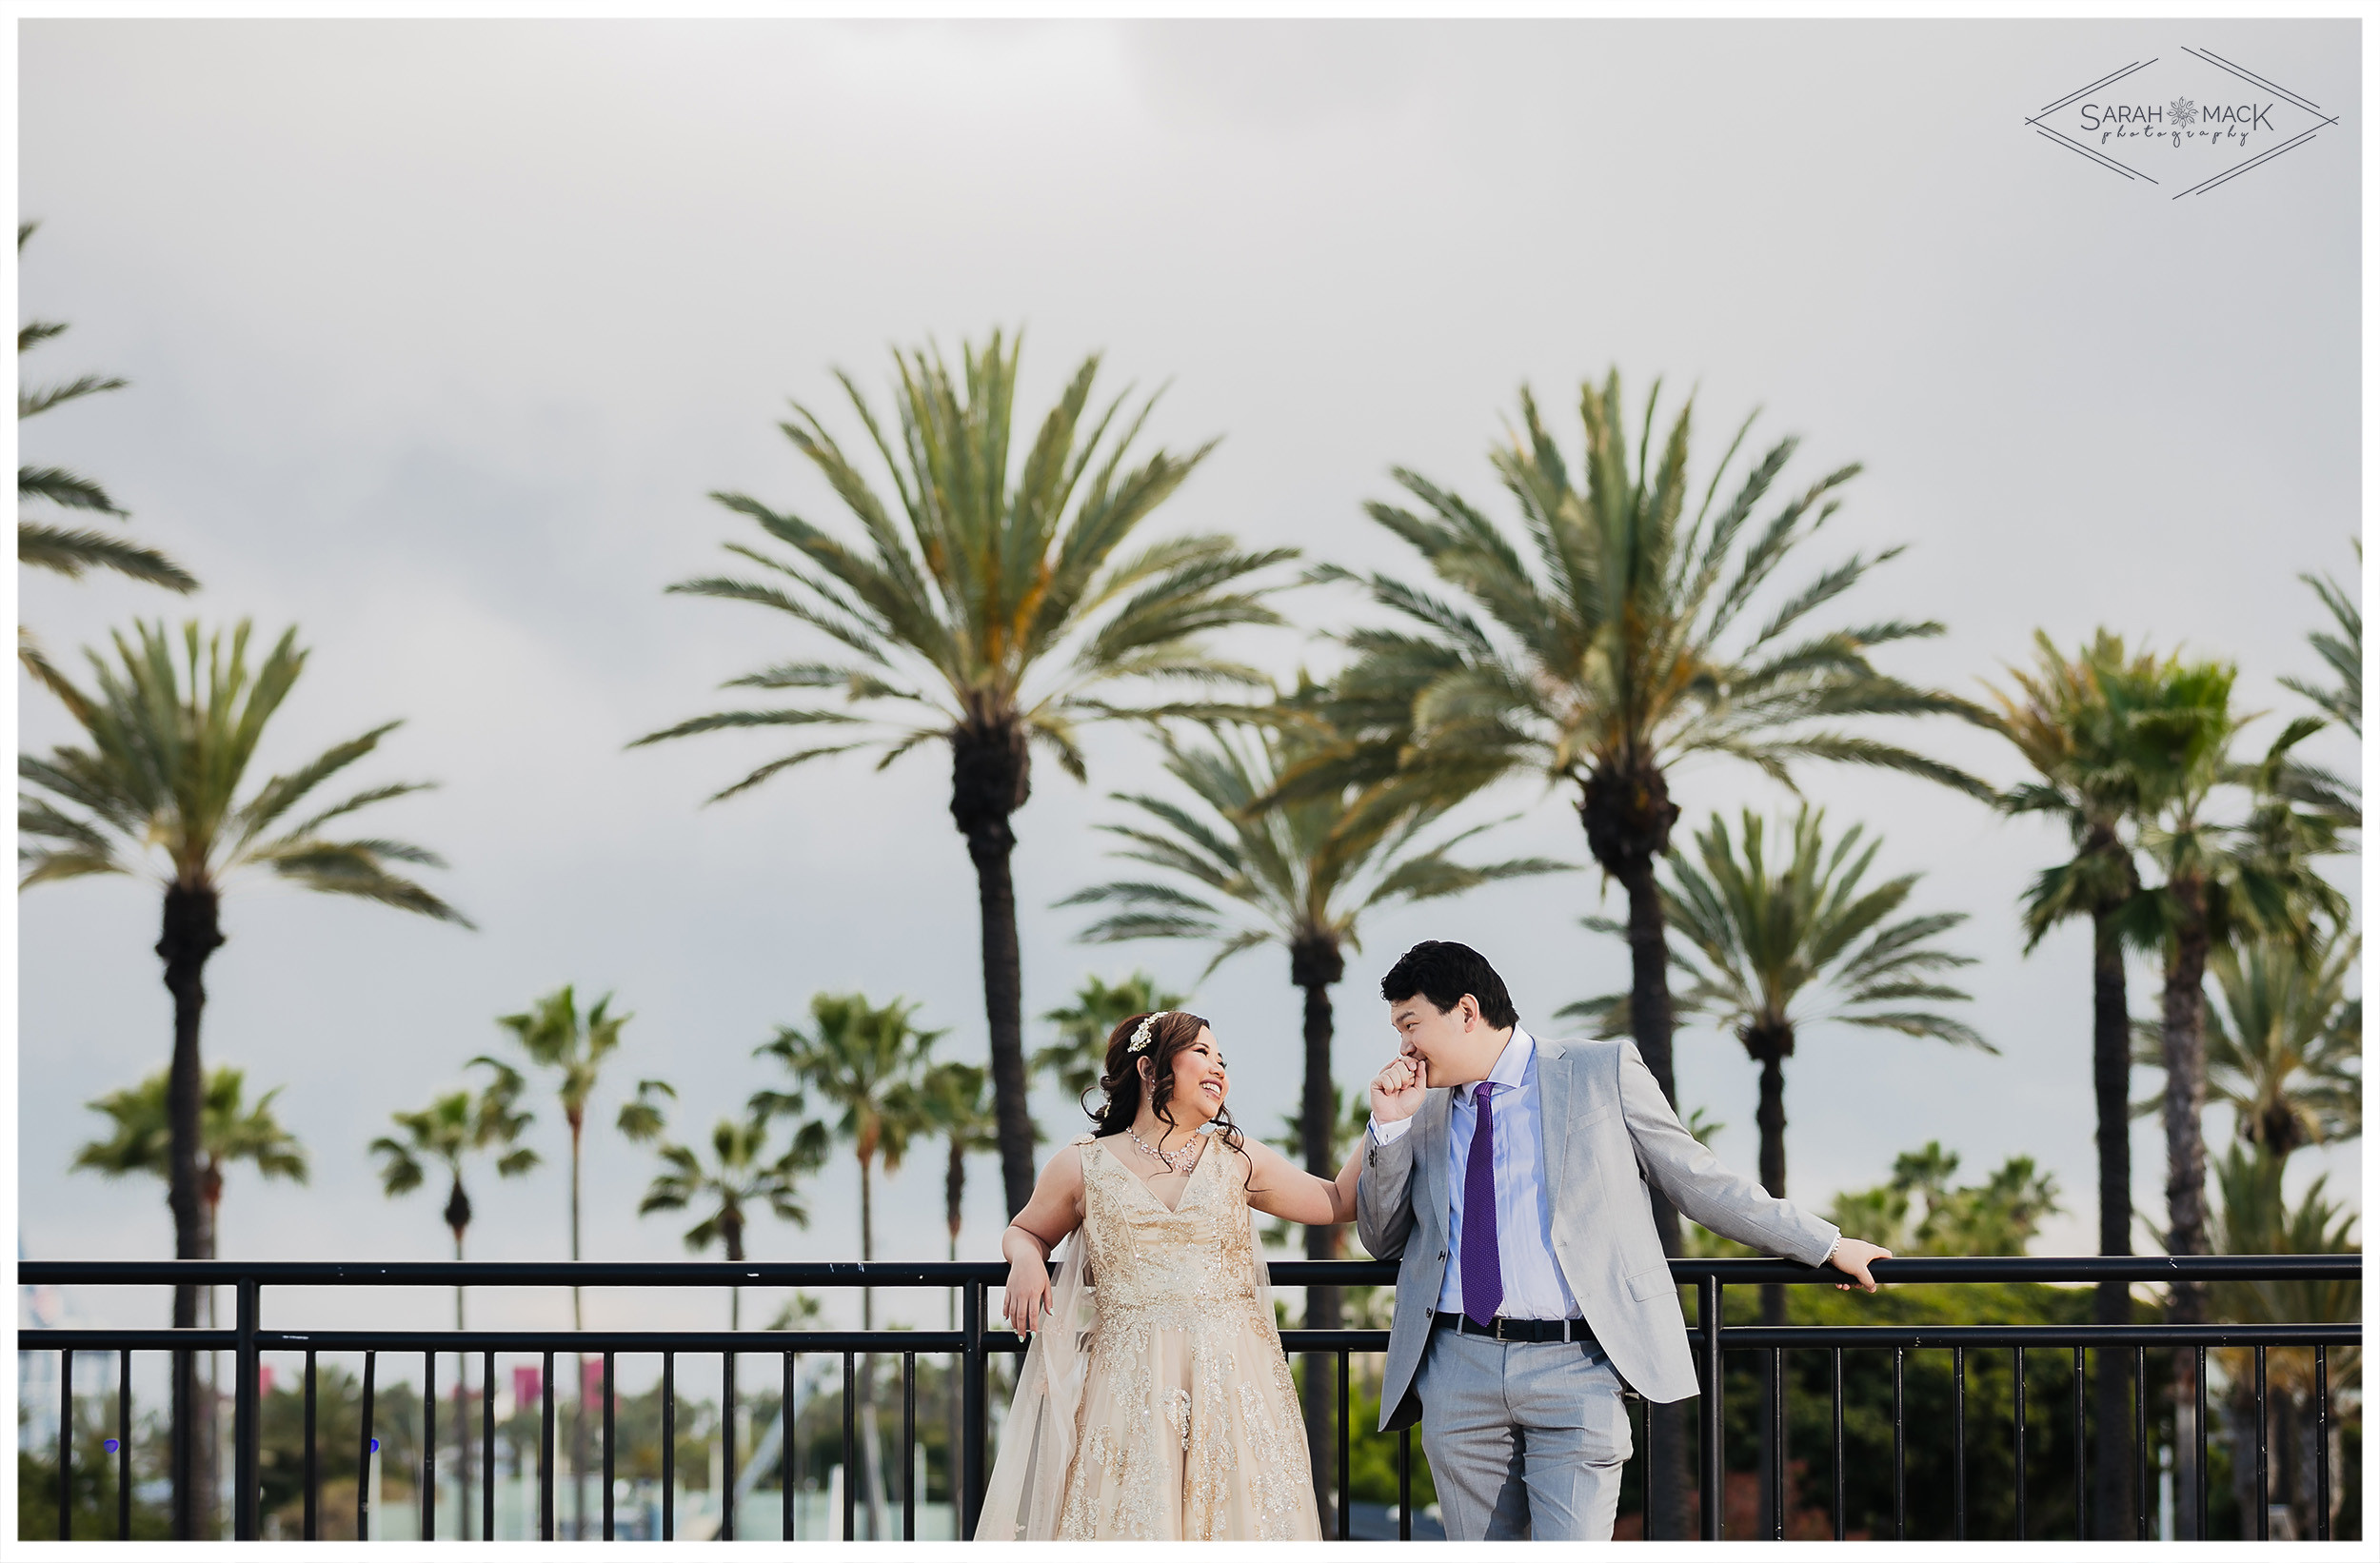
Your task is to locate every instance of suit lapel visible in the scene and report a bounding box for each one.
[1417,1087,1454,1245]
[1537,1038,1575,1211]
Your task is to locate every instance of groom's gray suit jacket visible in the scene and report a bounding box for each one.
[1356,1035,1839,1428]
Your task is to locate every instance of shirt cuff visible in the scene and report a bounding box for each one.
[1368,1115,1413,1146]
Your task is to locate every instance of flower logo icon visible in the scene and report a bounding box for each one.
[2169,96,2198,129]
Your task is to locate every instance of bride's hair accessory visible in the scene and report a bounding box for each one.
[1127,1010,1173,1055]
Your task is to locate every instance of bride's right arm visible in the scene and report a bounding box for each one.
[1002,1144,1086,1334]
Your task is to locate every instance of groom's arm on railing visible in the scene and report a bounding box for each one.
[1614,1039,1840,1272]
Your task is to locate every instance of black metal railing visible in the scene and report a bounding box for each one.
[17,1254,2359,1542]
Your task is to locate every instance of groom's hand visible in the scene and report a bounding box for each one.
[1829,1237,1892,1293]
[1370,1054,1426,1124]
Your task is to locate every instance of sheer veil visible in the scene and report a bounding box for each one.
[975,1176,1096,1539]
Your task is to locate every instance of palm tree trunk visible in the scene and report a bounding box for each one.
[157,881,224,1541]
[1290,938,1345,1531]
[2160,878,2213,1537]
[1581,762,1688,1538]
[951,723,1036,1216]
[2091,910,2135,1537]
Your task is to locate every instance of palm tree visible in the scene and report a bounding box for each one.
[368,1059,539,1322]
[633,330,1296,1215]
[2280,543,2360,739]
[483,983,643,1540]
[73,1064,310,1261]
[1283,371,1985,1199]
[18,619,466,1539]
[1034,970,1185,1113]
[915,1058,999,1500]
[754,992,939,1314]
[1569,805,1986,1293]
[1567,804,1983,1535]
[915,1062,999,1271]
[1064,707,1567,1522]
[483,986,637,1327]
[371,1059,537,1545]
[2208,1143,2360,1541]
[1986,630,2175,1536]
[18,222,199,614]
[73,1063,308,1542]
[2132,927,2360,1165]
[2127,663,2350,1539]
[754,990,938,1536]
[2132,667,2350,1310]
[638,1109,822,1329]
[1288,378,1986,1533]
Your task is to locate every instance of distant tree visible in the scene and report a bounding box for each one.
[754,990,939,1536]
[72,1061,309,1541]
[1034,971,1185,1115]
[2279,542,2361,740]
[74,1064,309,1262]
[1822,1142,2062,1258]
[1566,804,1986,1321]
[368,1059,538,1322]
[1066,707,1565,1522]
[2207,1142,2359,1542]
[638,1108,821,1328]
[19,619,466,1539]
[635,330,1295,1215]
[17,221,198,625]
[2132,927,2360,1165]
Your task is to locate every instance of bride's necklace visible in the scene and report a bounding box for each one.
[1124,1122,1200,1174]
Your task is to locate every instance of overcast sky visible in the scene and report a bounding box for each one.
[15,17,2361,1340]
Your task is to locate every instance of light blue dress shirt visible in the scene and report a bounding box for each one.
[1370,1026,1582,1320]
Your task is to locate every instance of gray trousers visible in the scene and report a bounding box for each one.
[1414,1327,1634,1541]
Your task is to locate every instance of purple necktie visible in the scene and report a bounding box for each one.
[1461,1082,1503,1327]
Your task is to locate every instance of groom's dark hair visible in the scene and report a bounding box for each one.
[1380,941,1517,1028]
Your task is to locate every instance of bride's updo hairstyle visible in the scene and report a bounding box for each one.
[1089,1009,1246,1159]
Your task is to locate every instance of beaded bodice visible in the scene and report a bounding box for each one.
[1075,1133,1261,1331]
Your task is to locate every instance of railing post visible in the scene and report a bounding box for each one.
[1699,1276,1722,1540]
[1891,1346,1905,1540]
[2313,1351,2332,1541]
[303,1350,319,1540]
[2192,1346,2207,1542]
[358,1352,377,1541]
[603,1350,616,1541]
[482,1349,496,1544]
[57,1348,73,1541]
[2072,1346,2086,1540]
[661,1354,675,1541]
[2252,1346,2269,1541]
[1952,1346,1965,1539]
[723,1351,738,1541]
[2013,1347,2027,1539]
[962,1279,986,1539]
[421,1350,437,1541]
[234,1277,260,1539]
[119,1351,135,1541]
[903,1350,918,1541]
[541,1349,557,1540]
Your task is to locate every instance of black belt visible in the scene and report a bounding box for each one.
[1430,1312,1596,1343]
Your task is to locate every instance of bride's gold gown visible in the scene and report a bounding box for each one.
[1048,1133,1321,1541]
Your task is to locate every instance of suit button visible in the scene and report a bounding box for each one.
[1424,1307,1434,1317]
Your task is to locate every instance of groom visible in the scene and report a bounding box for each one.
[1356,940,1891,1542]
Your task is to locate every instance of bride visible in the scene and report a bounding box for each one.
[976,1009,1361,1541]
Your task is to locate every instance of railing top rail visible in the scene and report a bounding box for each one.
[17,1319,2357,1353]
[14,1253,2359,1288]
